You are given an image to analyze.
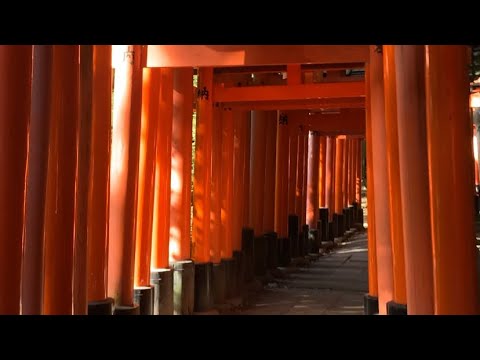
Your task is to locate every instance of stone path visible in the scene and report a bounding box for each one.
[228,232,369,315]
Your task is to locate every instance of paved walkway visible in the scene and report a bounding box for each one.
[229,232,368,315]
[222,203,480,315]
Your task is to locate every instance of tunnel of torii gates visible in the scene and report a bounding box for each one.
[1,44,480,316]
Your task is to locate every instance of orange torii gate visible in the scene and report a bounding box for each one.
[3,44,480,317]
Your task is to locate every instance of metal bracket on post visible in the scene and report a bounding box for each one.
[279,113,288,125]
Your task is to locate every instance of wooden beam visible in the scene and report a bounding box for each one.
[212,63,365,75]
[215,65,286,74]
[286,108,365,135]
[226,97,365,111]
[214,81,365,103]
[147,45,369,68]
[303,63,365,71]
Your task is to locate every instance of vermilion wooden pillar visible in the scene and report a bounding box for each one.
[301,131,309,226]
[318,136,327,208]
[474,125,479,188]
[22,45,51,315]
[221,108,234,259]
[134,68,161,288]
[74,45,94,315]
[191,68,214,311]
[250,111,268,236]
[369,45,394,315]
[343,138,350,209]
[355,139,362,204]
[425,45,479,314]
[326,136,336,222]
[275,113,289,238]
[210,105,222,264]
[474,99,480,184]
[43,46,80,315]
[348,139,353,206]
[295,126,306,220]
[123,45,145,307]
[306,131,320,228]
[170,68,193,262]
[107,45,144,310]
[287,64,302,85]
[334,137,345,216]
[243,112,252,228]
[233,111,247,250]
[288,126,299,217]
[108,45,134,307]
[395,45,434,314]
[263,111,277,233]
[151,68,174,269]
[349,138,355,205]
[86,45,113,305]
[192,67,213,263]
[349,139,357,205]
[383,46,407,310]
[365,63,379,307]
[0,45,32,315]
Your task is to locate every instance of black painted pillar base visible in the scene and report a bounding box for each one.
[278,237,290,267]
[265,232,279,269]
[309,229,319,253]
[343,208,350,232]
[332,214,338,238]
[298,231,305,257]
[134,286,154,315]
[241,227,255,282]
[212,261,226,305]
[363,294,379,315]
[88,297,114,315]
[352,202,359,224]
[300,224,309,256]
[288,214,299,258]
[319,208,329,243]
[348,206,355,230]
[387,301,408,315]
[340,213,346,236]
[151,268,174,315]
[223,258,236,300]
[193,262,213,312]
[475,194,479,216]
[319,207,329,223]
[290,236,299,258]
[114,304,140,315]
[328,222,334,241]
[317,220,328,245]
[356,208,364,226]
[333,213,345,237]
[253,235,267,276]
[171,260,195,315]
[232,250,244,296]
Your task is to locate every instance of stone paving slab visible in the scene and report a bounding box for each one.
[226,231,369,315]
